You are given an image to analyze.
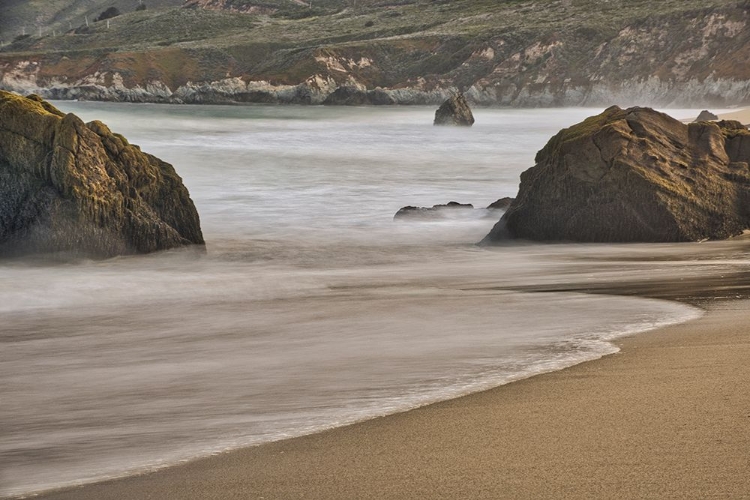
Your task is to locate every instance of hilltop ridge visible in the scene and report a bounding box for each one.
[2,0,750,106]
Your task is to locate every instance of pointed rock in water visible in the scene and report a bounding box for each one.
[694,110,719,122]
[484,106,750,244]
[0,91,204,258]
[433,93,475,126]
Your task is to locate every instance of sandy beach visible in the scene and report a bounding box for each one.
[718,108,750,124]
[13,105,750,500]
[679,108,750,124]
[30,293,750,500]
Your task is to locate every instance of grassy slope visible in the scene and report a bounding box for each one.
[0,0,184,41]
[1,0,747,95]
[4,0,740,53]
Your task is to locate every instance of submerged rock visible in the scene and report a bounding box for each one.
[0,91,204,258]
[433,93,475,127]
[694,110,719,122]
[487,197,514,210]
[394,201,474,220]
[484,106,750,243]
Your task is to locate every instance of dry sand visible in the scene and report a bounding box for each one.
[33,297,750,500]
[680,107,750,124]
[717,108,750,124]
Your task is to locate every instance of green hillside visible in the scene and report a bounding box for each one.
[0,0,184,41]
[1,0,749,106]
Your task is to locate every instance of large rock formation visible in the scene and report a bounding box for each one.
[434,94,475,127]
[0,91,204,257]
[484,106,750,243]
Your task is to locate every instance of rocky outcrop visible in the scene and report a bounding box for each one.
[0,91,204,257]
[695,110,719,122]
[487,197,514,210]
[434,94,475,126]
[322,86,397,105]
[484,106,750,243]
[0,69,444,106]
[394,201,474,220]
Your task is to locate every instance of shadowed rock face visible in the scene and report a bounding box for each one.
[394,201,474,220]
[434,94,475,126]
[695,110,719,122]
[0,91,204,258]
[487,197,514,210]
[484,106,750,243]
[322,86,396,106]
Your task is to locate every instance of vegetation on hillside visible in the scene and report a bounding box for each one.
[2,0,743,54]
[2,0,749,106]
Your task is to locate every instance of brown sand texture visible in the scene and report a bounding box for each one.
[34,298,750,500]
[718,108,750,124]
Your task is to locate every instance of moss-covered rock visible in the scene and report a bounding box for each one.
[484,106,750,243]
[0,90,204,257]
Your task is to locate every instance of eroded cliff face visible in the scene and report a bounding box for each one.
[465,9,750,107]
[0,57,455,105]
[484,106,750,243]
[2,3,750,106]
[0,91,204,257]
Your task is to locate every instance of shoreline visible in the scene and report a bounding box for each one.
[716,107,750,123]
[26,284,750,499]
[4,87,750,112]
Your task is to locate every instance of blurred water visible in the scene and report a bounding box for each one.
[1,104,737,497]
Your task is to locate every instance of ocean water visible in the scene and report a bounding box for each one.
[3,103,742,497]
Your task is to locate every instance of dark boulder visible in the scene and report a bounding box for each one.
[484,106,750,244]
[322,86,395,105]
[323,86,369,106]
[0,91,204,258]
[487,197,514,210]
[95,7,121,22]
[395,201,474,220]
[694,110,719,122]
[434,93,475,126]
[368,88,396,105]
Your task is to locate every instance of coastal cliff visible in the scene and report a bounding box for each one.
[0,91,204,257]
[484,106,750,243]
[2,0,750,106]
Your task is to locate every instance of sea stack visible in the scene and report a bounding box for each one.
[694,110,719,122]
[484,106,750,243]
[434,93,475,126]
[0,91,204,258]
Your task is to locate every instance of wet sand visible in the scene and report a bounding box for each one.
[32,295,750,500]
